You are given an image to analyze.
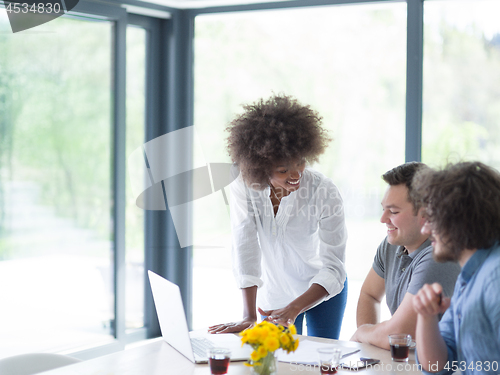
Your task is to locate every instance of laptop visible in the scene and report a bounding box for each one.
[148,270,252,363]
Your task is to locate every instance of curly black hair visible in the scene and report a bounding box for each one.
[226,94,331,189]
[412,161,500,259]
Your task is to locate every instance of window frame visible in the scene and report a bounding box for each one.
[68,0,195,352]
[0,0,442,356]
[72,0,423,350]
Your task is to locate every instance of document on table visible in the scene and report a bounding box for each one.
[277,339,345,364]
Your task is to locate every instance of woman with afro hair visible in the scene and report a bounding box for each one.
[208,94,348,339]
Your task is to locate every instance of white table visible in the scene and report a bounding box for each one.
[41,336,422,375]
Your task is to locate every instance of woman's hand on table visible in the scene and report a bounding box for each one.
[208,318,256,334]
[258,306,299,327]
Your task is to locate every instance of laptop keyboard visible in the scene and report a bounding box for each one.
[191,337,215,358]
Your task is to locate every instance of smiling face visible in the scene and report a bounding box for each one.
[269,158,306,194]
[380,184,428,252]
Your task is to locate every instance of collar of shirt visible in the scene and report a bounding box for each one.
[460,245,494,283]
[397,238,432,259]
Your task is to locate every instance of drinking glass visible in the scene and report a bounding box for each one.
[207,347,231,374]
[388,334,412,362]
[317,347,342,374]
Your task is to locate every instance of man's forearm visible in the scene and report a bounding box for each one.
[352,322,390,350]
[416,315,449,372]
[356,293,380,327]
[353,318,417,350]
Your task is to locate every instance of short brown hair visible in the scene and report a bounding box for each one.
[226,94,331,189]
[382,162,427,213]
[413,161,500,255]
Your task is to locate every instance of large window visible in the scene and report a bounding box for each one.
[422,0,500,169]
[0,14,114,356]
[3,0,499,358]
[193,2,407,339]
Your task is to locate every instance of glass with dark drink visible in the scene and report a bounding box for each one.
[317,347,341,375]
[320,363,338,374]
[388,334,412,362]
[207,347,231,374]
[390,344,410,360]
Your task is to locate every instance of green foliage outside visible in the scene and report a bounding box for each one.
[0,16,112,259]
[422,16,500,168]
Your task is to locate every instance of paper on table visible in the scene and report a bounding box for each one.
[276,339,344,365]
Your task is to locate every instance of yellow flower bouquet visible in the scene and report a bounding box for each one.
[240,321,299,375]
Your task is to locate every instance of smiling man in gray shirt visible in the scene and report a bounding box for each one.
[350,162,460,350]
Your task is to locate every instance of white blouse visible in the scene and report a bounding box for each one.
[229,167,347,311]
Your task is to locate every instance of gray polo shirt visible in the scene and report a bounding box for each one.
[373,237,461,315]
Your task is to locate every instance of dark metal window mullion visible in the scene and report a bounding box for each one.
[405,0,424,162]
